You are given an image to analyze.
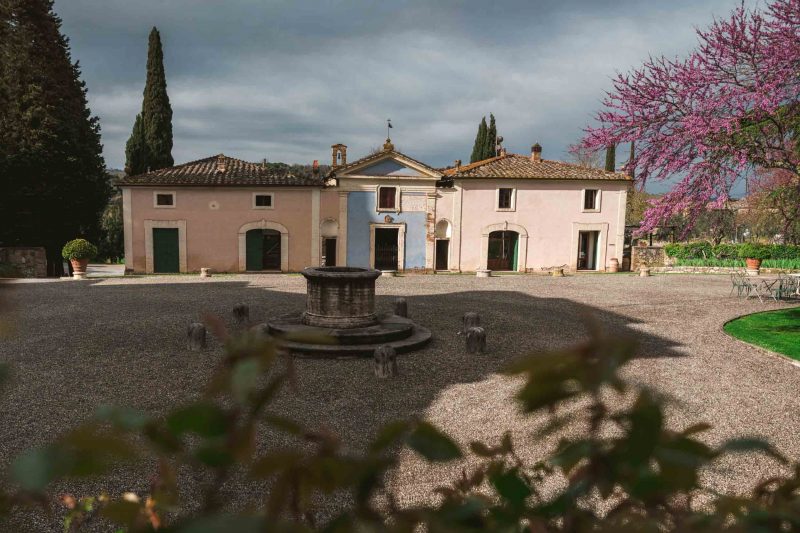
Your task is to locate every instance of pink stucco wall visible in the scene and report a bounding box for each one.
[454,180,629,271]
[126,187,320,273]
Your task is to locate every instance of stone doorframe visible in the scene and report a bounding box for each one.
[369,223,406,271]
[571,222,609,271]
[144,219,187,274]
[479,222,528,272]
[238,220,289,272]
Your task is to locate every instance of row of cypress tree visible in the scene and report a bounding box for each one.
[0,0,111,275]
[125,28,174,176]
[469,114,497,163]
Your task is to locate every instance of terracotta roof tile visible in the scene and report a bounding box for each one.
[118,154,323,187]
[443,153,632,181]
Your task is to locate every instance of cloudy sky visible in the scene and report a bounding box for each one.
[56,0,751,192]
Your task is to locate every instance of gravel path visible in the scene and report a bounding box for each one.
[1,273,798,527]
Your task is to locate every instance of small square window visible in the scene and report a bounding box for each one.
[378,187,397,210]
[498,188,514,210]
[155,193,174,207]
[584,189,599,211]
[252,193,274,209]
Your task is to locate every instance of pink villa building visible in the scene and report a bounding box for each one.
[119,141,632,274]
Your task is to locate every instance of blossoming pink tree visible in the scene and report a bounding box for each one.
[582,0,800,233]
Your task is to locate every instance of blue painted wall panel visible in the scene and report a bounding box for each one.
[346,191,427,269]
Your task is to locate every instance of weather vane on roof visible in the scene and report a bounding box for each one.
[387,118,392,140]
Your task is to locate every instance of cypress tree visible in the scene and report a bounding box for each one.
[485,113,497,159]
[469,117,488,163]
[124,114,148,175]
[627,141,635,178]
[0,0,110,275]
[141,27,173,170]
[605,144,616,172]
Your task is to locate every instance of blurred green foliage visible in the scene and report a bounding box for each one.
[0,321,797,532]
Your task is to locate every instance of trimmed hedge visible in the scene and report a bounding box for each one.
[61,238,98,261]
[664,242,800,261]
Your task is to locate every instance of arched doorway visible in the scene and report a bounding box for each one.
[246,229,281,271]
[487,230,519,271]
[435,219,452,271]
[238,220,289,272]
[320,218,338,266]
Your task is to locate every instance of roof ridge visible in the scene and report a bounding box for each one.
[443,153,510,176]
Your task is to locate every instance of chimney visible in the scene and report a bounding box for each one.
[312,159,320,177]
[499,148,507,156]
[216,154,227,173]
[331,144,347,169]
[454,159,461,169]
[262,158,267,168]
[531,143,542,162]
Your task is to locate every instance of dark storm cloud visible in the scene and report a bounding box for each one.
[56,0,748,191]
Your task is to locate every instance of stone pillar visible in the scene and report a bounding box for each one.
[425,192,437,271]
[187,323,206,351]
[373,345,398,378]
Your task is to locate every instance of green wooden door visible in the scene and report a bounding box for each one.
[153,228,179,273]
[246,229,263,271]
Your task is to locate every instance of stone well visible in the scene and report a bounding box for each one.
[301,267,381,328]
[267,266,431,357]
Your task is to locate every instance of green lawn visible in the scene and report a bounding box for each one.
[724,307,800,360]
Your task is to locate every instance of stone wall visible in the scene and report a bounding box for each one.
[0,247,47,278]
[631,246,665,271]
[652,265,800,275]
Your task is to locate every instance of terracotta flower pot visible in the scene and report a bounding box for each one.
[70,258,89,278]
[745,258,762,270]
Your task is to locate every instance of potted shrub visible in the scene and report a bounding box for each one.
[62,239,97,279]
[738,243,770,273]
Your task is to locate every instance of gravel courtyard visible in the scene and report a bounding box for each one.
[1,273,799,525]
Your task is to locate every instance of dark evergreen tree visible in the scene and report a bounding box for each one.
[98,190,124,262]
[0,0,110,275]
[485,113,497,159]
[627,141,636,178]
[469,117,488,163]
[141,27,173,170]
[124,114,148,175]
[605,144,616,172]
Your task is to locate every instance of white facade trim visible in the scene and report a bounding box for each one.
[310,189,320,266]
[581,187,602,213]
[495,187,516,212]
[251,192,275,210]
[570,222,609,271]
[369,223,406,271]
[479,222,529,272]
[376,185,400,212]
[337,192,348,266]
[424,192,436,270]
[237,220,289,272]
[613,187,628,262]
[122,188,133,268]
[153,191,176,208]
[144,219,187,273]
[451,185,463,272]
